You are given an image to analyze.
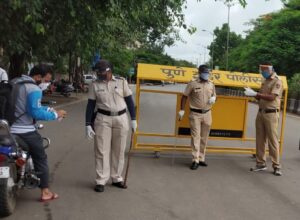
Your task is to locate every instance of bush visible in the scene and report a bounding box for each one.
[288,73,300,98]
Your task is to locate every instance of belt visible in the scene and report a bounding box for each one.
[259,109,279,113]
[97,108,126,116]
[190,108,211,114]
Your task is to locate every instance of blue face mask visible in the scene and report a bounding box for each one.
[200,72,210,81]
[262,71,270,79]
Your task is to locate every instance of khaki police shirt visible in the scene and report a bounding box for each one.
[183,79,216,110]
[258,73,283,109]
[88,76,132,112]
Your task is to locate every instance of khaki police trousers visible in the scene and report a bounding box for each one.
[189,111,212,163]
[255,111,281,169]
[94,113,129,185]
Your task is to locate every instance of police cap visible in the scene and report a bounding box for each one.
[94,60,113,72]
[198,64,209,73]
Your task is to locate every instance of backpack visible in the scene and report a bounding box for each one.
[0,80,36,125]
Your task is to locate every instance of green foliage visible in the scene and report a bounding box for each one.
[283,0,300,9]
[207,24,243,70]
[224,0,247,7]
[0,0,270,78]
[133,45,195,67]
[288,73,300,98]
[105,45,195,78]
[228,0,300,76]
[0,0,190,77]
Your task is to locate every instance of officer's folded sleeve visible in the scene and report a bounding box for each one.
[123,80,132,97]
[88,83,96,100]
[183,83,192,96]
[271,80,283,96]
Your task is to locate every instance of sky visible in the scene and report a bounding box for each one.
[164,0,284,65]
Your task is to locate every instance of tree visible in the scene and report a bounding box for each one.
[288,73,300,98]
[0,0,189,78]
[228,0,300,76]
[0,0,261,79]
[207,24,243,70]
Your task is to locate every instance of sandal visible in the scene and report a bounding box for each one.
[40,192,59,202]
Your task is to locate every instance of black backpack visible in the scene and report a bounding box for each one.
[0,80,36,125]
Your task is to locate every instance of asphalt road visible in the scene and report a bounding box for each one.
[3,84,300,220]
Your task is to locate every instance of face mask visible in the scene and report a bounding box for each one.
[199,72,210,81]
[97,73,107,81]
[262,71,271,79]
[97,68,110,81]
[259,65,273,79]
[39,82,50,91]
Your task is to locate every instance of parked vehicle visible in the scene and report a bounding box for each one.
[83,74,96,84]
[73,81,89,93]
[54,80,74,97]
[0,120,50,217]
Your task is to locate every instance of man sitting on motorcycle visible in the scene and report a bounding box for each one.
[10,64,67,202]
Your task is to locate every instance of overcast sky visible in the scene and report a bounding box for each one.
[165,0,283,65]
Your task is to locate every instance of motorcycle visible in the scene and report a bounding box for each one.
[55,80,74,97]
[73,82,89,93]
[0,120,50,217]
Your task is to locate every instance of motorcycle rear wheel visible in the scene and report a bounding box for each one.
[0,164,17,217]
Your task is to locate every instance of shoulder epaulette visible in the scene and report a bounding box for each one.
[115,76,125,80]
[272,72,280,79]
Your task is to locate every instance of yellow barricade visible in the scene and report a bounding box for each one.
[133,63,288,155]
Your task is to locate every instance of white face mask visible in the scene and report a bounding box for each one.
[39,82,50,91]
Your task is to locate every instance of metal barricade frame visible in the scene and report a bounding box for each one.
[133,63,288,156]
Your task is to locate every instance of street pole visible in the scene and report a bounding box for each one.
[202,29,215,69]
[211,34,215,69]
[203,47,206,64]
[197,44,207,64]
[226,4,231,70]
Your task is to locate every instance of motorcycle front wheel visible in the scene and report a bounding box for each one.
[62,92,71,97]
[0,163,17,217]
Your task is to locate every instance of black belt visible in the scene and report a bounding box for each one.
[97,108,126,116]
[190,108,211,114]
[259,109,279,113]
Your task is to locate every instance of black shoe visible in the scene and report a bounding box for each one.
[112,181,127,189]
[250,165,267,172]
[190,162,199,170]
[198,161,208,167]
[94,184,104,192]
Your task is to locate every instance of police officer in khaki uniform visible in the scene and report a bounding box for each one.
[85,60,137,192]
[178,65,216,170]
[244,62,283,176]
